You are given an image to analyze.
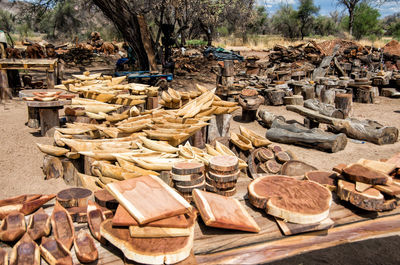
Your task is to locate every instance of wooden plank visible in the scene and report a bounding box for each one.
[26,100,71,108]
[39,108,60,136]
[196,214,400,264]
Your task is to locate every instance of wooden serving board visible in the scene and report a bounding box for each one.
[100,219,194,264]
[172,162,205,175]
[193,189,260,233]
[275,217,334,236]
[112,205,190,228]
[106,175,192,224]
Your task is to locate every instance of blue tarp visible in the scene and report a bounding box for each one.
[203,47,244,61]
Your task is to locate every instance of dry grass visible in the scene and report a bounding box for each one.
[214,34,393,50]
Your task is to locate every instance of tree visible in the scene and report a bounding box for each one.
[351,2,381,40]
[272,4,299,39]
[336,0,360,36]
[297,0,319,40]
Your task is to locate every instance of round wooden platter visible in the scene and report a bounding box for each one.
[208,170,240,183]
[175,180,206,194]
[171,172,204,182]
[172,162,205,175]
[173,174,205,187]
[269,144,283,154]
[94,189,119,210]
[248,175,332,224]
[56,188,93,208]
[209,156,238,172]
[281,160,318,177]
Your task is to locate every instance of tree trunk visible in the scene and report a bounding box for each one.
[266,120,347,153]
[348,8,354,36]
[92,0,150,70]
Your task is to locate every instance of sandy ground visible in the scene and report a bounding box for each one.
[0,99,69,198]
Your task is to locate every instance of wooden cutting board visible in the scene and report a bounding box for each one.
[192,189,260,233]
[112,205,190,228]
[357,158,396,175]
[100,219,194,264]
[106,175,192,224]
[343,164,389,185]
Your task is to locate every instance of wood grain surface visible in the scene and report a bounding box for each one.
[106,175,192,224]
[193,189,260,233]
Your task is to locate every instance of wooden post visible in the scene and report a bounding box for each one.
[335,94,353,118]
[321,88,335,105]
[146,96,158,110]
[43,155,63,179]
[241,109,257,122]
[0,69,11,102]
[39,108,60,136]
[27,106,40,128]
[207,114,232,143]
[61,158,83,186]
[46,70,55,89]
[84,156,96,176]
[189,126,206,149]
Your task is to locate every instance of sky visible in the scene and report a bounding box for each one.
[261,0,400,18]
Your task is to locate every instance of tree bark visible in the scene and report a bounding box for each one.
[266,120,347,153]
[92,0,150,70]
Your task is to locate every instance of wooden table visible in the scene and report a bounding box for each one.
[34,173,400,264]
[0,59,58,99]
[1,174,400,264]
[25,99,71,136]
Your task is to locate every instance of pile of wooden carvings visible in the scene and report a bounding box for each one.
[22,91,76,102]
[57,72,158,106]
[171,162,206,202]
[0,192,104,264]
[103,176,196,264]
[38,131,248,190]
[333,156,400,212]
[160,87,200,109]
[247,145,300,179]
[206,156,240,197]
[161,84,240,114]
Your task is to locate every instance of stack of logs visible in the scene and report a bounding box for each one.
[205,156,239,197]
[171,162,206,202]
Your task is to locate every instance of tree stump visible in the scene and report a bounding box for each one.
[241,109,257,122]
[43,155,63,180]
[189,126,207,149]
[335,94,353,118]
[146,96,158,110]
[301,86,315,100]
[207,114,232,143]
[283,95,304,105]
[46,70,55,89]
[28,106,40,129]
[265,90,285,106]
[0,69,11,102]
[321,88,335,105]
[39,108,60,137]
[354,87,374,103]
[61,158,84,186]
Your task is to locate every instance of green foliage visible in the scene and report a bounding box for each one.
[216,26,229,36]
[297,0,319,39]
[352,2,381,40]
[272,4,300,39]
[313,16,339,36]
[186,39,208,46]
[390,22,400,40]
[0,9,16,32]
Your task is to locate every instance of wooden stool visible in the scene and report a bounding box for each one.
[26,100,71,136]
